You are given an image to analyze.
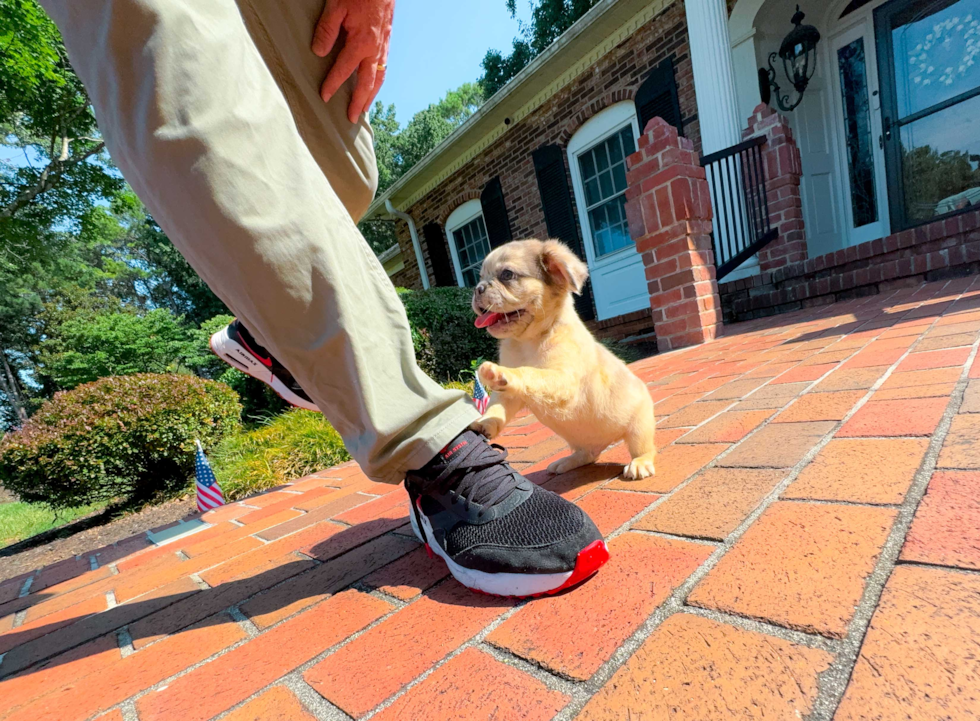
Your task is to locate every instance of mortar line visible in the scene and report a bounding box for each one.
[551,298,950,720]
[808,334,980,721]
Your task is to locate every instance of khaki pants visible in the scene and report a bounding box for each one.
[40,0,479,483]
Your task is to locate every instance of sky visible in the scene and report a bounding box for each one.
[374,0,533,123]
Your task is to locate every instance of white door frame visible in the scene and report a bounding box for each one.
[567,102,649,321]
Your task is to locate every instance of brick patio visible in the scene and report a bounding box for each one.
[3,277,980,721]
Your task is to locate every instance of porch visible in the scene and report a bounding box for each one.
[631,0,979,350]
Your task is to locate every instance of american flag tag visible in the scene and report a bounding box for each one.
[194,440,225,513]
[472,373,490,414]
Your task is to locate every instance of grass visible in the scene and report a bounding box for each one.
[211,408,351,501]
[0,500,106,548]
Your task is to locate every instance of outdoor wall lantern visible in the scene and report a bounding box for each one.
[759,6,821,112]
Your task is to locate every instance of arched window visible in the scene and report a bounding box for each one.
[445,199,491,287]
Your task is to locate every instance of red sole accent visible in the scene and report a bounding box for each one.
[466,540,611,599]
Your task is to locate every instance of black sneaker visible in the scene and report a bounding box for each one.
[406,430,609,597]
[209,320,319,411]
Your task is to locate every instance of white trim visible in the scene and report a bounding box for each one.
[444,199,487,287]
[385,200,430,289]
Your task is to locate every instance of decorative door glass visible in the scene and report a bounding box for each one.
[839,36,880,227]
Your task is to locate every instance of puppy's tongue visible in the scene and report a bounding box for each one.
[475,311,504,329]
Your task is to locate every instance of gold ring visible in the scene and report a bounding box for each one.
[377,63,387,70]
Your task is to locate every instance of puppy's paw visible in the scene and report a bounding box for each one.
[478,362,509,392]
[623,455,656,480]
[547,451,594,476]
[469,416,504,440]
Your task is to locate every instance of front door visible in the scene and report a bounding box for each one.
[792,36,849,258]
[830,18,891,245]
[875,0,980,231]
[568,103,649,321]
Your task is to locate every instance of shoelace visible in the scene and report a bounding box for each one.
[421,440,522,517]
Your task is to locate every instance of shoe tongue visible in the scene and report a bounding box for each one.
[427,431,519,507]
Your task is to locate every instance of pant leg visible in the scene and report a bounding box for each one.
[40,0,479,483]
[234,0,377,224]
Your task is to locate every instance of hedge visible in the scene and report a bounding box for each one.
[399,287,497,381]
[0,373,241,509]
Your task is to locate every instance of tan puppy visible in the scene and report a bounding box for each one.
[470,239,656,480]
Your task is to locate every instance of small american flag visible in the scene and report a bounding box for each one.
[472,374,490,414]
[194,440,224,513]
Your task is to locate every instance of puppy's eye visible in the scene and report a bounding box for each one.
[499,269,515,282]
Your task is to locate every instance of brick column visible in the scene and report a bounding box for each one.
[742,103,807,271]
[624,118,722,353]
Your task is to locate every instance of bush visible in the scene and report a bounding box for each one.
[0,374,241,509]
[210,408,350,500]
[399,287,497,381]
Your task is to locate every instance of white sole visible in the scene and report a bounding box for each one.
[209,327,320,412]
[408,504,575,597]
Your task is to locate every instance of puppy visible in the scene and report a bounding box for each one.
[470,239,656,480]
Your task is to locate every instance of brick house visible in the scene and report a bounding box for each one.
[367,0,980,351]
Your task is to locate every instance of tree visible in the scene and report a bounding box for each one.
[36,307,195,390]
[0,0,121,236]
[479,0,598,97]
[1,0,124,425]
[358,83,484,254]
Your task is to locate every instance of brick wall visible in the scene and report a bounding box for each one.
[392,0,701,312]
[720,210,980,322]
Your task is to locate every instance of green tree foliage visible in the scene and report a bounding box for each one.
[1,0,124,423]
[37,308,196,390]
[0,0,121,240]
[479,0,598,97]
[359,83,484,253]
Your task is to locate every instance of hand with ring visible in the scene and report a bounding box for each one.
[312,0,394,123]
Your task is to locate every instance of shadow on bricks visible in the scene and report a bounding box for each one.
[0,517,424,678]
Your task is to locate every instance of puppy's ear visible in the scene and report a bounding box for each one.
[540,240,589,294]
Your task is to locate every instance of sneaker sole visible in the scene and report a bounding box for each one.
[410,501,609,597]
[209,327,320,412]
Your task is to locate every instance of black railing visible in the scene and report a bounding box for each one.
[700,135,778,281]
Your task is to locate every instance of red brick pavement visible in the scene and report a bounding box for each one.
[3,277,980,720]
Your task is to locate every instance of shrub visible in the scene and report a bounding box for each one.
[0,374,241,509]
[210,408,350,500]
[399,287,497,381]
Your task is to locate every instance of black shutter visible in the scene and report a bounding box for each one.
[532,144,596,321]
[422,222,456,287]
[480,177,512,248]
[636,58,683,137]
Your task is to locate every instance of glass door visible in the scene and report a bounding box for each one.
[831,19,891,244]
[875,0,980,229]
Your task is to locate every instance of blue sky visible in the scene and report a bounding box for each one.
[374,0,532,123]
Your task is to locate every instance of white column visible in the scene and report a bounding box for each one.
[685,0,743,154]
[686,0,761,280]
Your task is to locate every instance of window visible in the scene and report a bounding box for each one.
[577,125,636,256]
[567,102,640,261]
[444,200,492,287]
[877,0,980,228]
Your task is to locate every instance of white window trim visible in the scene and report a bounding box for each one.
[444,199,486,287]
[566,101,641,270]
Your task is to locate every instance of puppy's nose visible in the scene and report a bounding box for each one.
[476,282,487,295]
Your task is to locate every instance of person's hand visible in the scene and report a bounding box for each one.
[312,0,395,123]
